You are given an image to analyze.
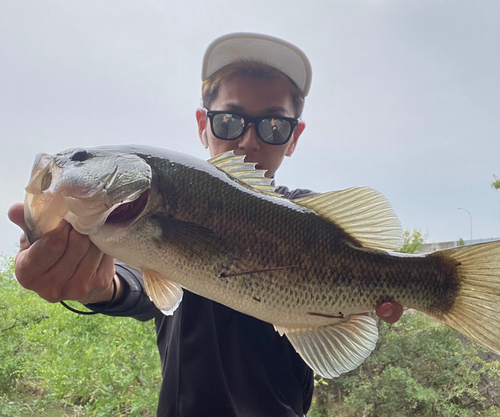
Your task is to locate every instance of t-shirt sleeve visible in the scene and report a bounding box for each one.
[274,185,318,200]
[85,261,160,321]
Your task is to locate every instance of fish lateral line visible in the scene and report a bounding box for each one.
[219,265,299,279]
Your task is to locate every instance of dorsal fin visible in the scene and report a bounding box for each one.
[208,151,280,196]
[294,187,403,251]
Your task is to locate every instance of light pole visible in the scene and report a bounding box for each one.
[458,208,473,245]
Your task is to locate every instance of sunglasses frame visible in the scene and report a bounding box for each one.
[205,109,299,145]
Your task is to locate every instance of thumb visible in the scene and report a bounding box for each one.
[8,203,27,233]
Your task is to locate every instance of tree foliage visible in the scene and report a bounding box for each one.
[491,174,500,191]
[399,228,427,254]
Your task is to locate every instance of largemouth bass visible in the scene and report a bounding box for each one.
[24,145,500,378]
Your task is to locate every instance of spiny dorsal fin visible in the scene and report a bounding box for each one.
[294,187,403,251]
[208,151,280,196]
[274,315,379,378]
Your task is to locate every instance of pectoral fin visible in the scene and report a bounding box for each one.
[142,268,183,315]
[275,315,378,378]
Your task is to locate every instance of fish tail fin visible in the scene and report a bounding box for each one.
[428,241,500,353]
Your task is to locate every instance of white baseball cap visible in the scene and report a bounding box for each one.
[202,32,312,97]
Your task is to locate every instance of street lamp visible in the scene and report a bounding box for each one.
[458,208,473,245]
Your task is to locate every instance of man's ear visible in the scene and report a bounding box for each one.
[196,109,207,146]
[285,121,305,157]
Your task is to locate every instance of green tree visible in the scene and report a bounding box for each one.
[399,228,427,254]
[491,175,500,191]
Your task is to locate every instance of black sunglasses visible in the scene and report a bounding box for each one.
[205,110,299,145]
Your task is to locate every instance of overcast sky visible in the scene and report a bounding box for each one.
[1,0,498,255]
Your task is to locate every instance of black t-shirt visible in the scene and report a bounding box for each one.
[89,187,316,417]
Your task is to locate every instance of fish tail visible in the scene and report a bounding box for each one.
[428,241,499,353]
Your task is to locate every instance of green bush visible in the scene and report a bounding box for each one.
[314,312,500,417]
[0,255,161,416]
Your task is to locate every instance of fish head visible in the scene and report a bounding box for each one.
[24,147,152,243]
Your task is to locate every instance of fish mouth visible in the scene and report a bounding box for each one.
[105,190,149,224]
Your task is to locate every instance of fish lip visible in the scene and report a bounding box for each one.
[104,189,150,226]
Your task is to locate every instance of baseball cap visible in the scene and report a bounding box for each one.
[202,32,312,97]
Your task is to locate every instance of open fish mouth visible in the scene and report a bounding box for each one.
[106,190,149,224]
[24,148,152,241]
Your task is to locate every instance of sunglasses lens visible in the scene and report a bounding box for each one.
[209,111,295,144]
[258,118,292,145]
[212,113,245,140]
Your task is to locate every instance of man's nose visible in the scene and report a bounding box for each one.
[238,123,260,151]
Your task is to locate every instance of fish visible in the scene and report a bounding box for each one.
[23,145,500,378]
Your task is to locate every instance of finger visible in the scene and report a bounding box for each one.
[15,220,72,287]
[72,253,117,304]
[376,301,403,324]
[94,254,117,287]
[62,243,110,302]
[8,203,32,251]
[18,232,31,251]
[8,203,26,232]
[40,227,93,301]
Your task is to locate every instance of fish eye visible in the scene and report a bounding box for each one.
[70,149,90,162]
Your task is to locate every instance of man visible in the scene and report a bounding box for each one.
[9,33,402,416]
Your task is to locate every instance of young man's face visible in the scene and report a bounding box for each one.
[196,75,305,178]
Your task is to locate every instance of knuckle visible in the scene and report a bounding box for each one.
[68,228,89,247]
[73,285,92,302]
[15,265,36,291]
[16,275,33,290]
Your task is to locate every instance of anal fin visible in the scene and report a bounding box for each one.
[142,269,183,315]
[275,315,378,378]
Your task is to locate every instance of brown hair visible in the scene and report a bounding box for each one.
[202,60,305,118]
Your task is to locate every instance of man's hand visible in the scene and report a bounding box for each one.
[375,301,403,323]
[8,202,118,305]
[357,302,404,323]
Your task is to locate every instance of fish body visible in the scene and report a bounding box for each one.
[24,145,500,377]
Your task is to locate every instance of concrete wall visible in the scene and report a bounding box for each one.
[420,237,499,253]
